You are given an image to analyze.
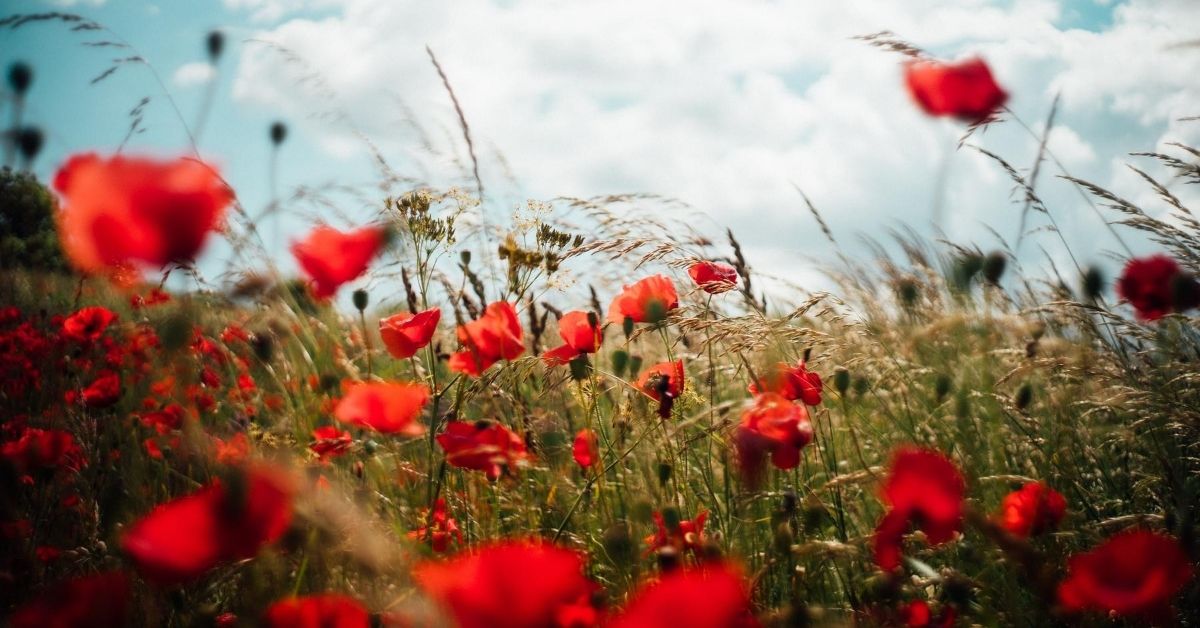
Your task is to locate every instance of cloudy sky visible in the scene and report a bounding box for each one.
[5,0,1200,303]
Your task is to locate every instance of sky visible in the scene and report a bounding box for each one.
[4,0,1200,307]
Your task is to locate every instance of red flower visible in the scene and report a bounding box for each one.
[140,404,186,434]
[1116,254,1200,321]
[543,311,603,366]
[290,225,386,299]
[573,429,600,469]
[636,360,685,419]
[263,594,371,628]
[81,370,121,408]
[610,564,758,628]
[607,275,679,325]
[407,497,463,553]
[121,465,293,585]
[687,261,738,294]
[380,307,441,359]
[61,306,117,343]
[53,153,232,274]
[212,432,250,465]
[904,57,1008,123]
[903,599,955,627]
[645,510,708,556]
[748,362,822,406]
[436,420,530,480]
[333,381,429,435]
[1,427,85,474]
[1057,530,1193,619]
[734,393,814,484]
[310,425,354,461]
[997,481,1066,538]
[414,540,598,628]
[872,447,965,571]
[9,571,130,628]
[130,287,171,309]
[448,302,525,376]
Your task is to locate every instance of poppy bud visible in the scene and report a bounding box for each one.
[656,462,672,486]
[622,315,635,340]
[460,250,471,266]
[779,490,798,515]
[251,331,274,362]
[628,355,644,380]
[1081,266,1105,301]
[773,523,794,555]
[934,374,952,402]
[319,374,340,392]
[364,440,378,455]
[602,523,635,565]
[1015,382,1033,411]
[941,572,975,607]
[269,121,288,146]
[352,289,369,312]
[852,376,869,397]
[896,277,920,308]
[16,127,43,163]
[7,62,32,96]
[1170,272,1200,313]
[611,349,629,378]
[656,546,681,572]
[206,31,224,62]
[568,355,590,382]
[833,367,850,396]
[983,250,1007,285]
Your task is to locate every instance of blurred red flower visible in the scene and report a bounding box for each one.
[81,370,121,408]
[688,261,738,295]
[645,509,708,556]
[263,593,371,628]
[1116,254,1200,321]
[9,571,130,628]
[903,599,955,627]
[1057,530,1193,619]
[407,497,463,553]
[607,275,679,325]
[380,307,441,359]
[310,425,354,461]
[448,302,525,376]
[997,481,1066,538]
[748,361,822,406]
[61,305,117,343]
[637,360,685,419]
[735,392,813,484]
[904,57,1008,123]
[436,420,530,480]
[543,311,603,366]
[414,540,598,628]
[610,563,758,628]
[573,428,600,469]
[290,225,385,299]
[121,465,293,585]
[1,427,85,474]
[334,381,429,435]
[212,432,250,465]
[872,447,965,571]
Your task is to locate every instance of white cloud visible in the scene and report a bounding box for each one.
[172,62,216,88]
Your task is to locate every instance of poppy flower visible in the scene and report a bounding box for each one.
[212,432,250,465]
[310,425,354,461]
[636,360,685,419]
[448,302,525,376]
[607,275,679,325]
[9,571,130,628]
[53,153,232,274]
[903,600,955,628]
[414,540,598,628]
[380,308,441,359]
[1,427,85,474]
[407,498,464,553]
[290,225,386,299]
[263,593,371,628]
[573,428,600,469]
[543,311,603,366]
[1115,254,1200,321]
[748,361,822,406]
[688,261,738,294]
[81,371,121,408]
[645,510,708,556]
[904,57,1008,123]
[436,420,530,480]
[997,481,1066,538]
[872,447,965,571]
[734,392,814,484]
[610,563,757,628]
[1057,530,1193,619]
[333,381,429,436]
[61,306,117,343]
[121,465,293,585]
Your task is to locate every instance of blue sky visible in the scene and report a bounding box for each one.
[5,0,1200,306]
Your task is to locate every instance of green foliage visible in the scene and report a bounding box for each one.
[0,167,70,274]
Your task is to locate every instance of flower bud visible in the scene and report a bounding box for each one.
[934,373,952,402]
[773,523,794,555]
[270,121,288,146]
[628,355,644,380]
[460,249,472,265]
[1015,382,1033,411]
[833,367,850,395]
[206,31,225,62]
[656,462,673,486]
[622,315,635,340]
[568,355,590,381]
[1082,266,1105,301]
[983,250,1007,285]
[7,62,32,96]
[611,349,629,378]
[352,288,369,312]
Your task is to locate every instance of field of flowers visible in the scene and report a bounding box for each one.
[2,18,1199,628]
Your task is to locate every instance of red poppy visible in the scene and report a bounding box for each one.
[81,370,121,408]
[380,307,441,359]
[543,311,603,366]
[121,465,293,585]
[290,225,386,299]
[448,302,525,376]
[140,404,186,434]
[212,432,250,465]
[1057,530,1193,619]
[1116,254,1200,321]
[436,420,530,480]
[645,510,708,556]
[310,425,354,461]
[903,599,955,628]
[1,427,85,474]
[610,563,758,628]
[333,381,429,436]
[61,306,117,343]
[130,287,171,309]
[53,153,231,276]
[904,57,1008,123]
[9,571,130,628]
[872,447,965,571]
[735,392,814,484]
[636,360,685,419]
[263,593,371,628]
[607,275,679,325]
[414,540,598,628]
[997,481,1066,538]
[687,261,738,295]
[573,428,600,469]
[407,498,464,553]
[748,362,822,406]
